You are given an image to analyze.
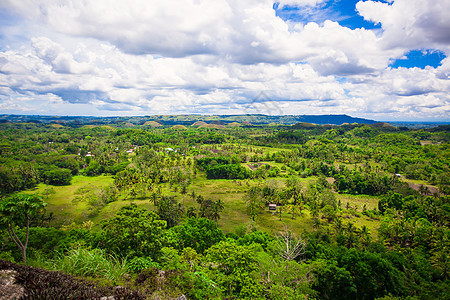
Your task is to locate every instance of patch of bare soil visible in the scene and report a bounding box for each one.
[420,141,441,146]
[407,182,440,195]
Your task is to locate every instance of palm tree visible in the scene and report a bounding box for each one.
[196,195,205,216]
[179,185,187,206]
[150,192,158,205]
[312,215,321,231]
[346,222,356,234]
[346,233,356,248]
[358,225,371,246]
[210,199,224,223]
[185,207,197,218]
[333,218,344,235]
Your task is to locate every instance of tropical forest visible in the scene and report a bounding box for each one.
[0,116,448,300]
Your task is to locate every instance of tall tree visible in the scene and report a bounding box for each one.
[101,204,166,258]
[245,187,264,221]
[154,195,184,228]
[0,193,46,265]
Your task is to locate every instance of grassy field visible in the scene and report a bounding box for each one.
[29,171,381,239]
[336,194,379,211]
[31,175,114,226]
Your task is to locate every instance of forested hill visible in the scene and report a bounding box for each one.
[0,114,376,126]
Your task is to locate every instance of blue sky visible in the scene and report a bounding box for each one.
[0,0,449,121]
[274,0,384,29]
[389,50,446,69]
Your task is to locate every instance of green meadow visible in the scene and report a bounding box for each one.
[32,172,381,237]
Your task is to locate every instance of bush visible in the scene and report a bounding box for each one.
[42,166,72,185]
[127,257,160,273]
[206,164,250,179]
[168,218,224,254]
[84,160,104,176]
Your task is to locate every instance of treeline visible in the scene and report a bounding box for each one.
[196,156,250,179]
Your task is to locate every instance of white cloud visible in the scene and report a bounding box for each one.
[31,37,92,74]
[1,0,380,67]
[357,0,450,51]
[343,65,450,120]
[276,0,327,8]
[0,0,448,120]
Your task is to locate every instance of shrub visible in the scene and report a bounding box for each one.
[127,257,160,273]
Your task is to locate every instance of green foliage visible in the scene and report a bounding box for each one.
[338,248,405,299]
[196,196,224,222]
[0,193,47,264]
[206,163,250,179]
[334,171,392,195]
[351,125,379,138]
[245,186,265,221]
[322,204,337,222]
[55,157,80,175]
[196,156,232,169]
[41,166,72,185]
[378,193,412,213]
[105,161,129,175]
[238,230,274,249]
[196,156,250,179]
[73,184,118,216]
[205,240,263,298]
[0,162,39,195]
[256,250,315,299]
[127,256,160,273]
[84,160,104,176]
[312,259,357,300]
[0,120,448,299]
[168,218,224,254]
[101,204,166,258]
[275,130,308,144]
[154,195,183,228]
[49,247,128,284]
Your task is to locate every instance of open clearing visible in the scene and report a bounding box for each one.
[35,173,381,237]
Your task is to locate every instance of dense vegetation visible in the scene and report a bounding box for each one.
[0,119,448,299]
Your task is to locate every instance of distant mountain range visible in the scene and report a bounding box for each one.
[0,114,376,126]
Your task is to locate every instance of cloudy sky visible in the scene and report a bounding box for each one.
[0,0,449,121]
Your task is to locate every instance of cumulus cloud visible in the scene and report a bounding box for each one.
[0,37,347,115]
[1,0,382,66]
[0,0,449,120]
[357,0,450,51]
[344,65,450,120]
[31,37,92,74]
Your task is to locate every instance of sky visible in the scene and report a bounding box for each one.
[0,0,449,121]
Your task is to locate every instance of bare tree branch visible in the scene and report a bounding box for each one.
[275,227,307,261]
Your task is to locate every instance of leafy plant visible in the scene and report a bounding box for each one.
[50,247,128,284]
[0,193,47,265]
